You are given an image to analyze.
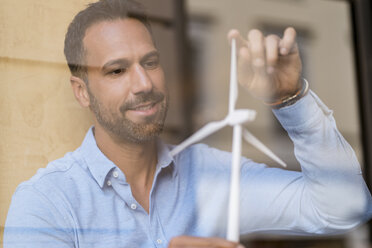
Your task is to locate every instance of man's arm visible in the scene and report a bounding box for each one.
[235,90,372,234]
[276,89,371,232]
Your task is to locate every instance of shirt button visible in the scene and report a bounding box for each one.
[130,203,137,210]
[113,171,119,178]
[156,239,162,244]
[107,180,112,186]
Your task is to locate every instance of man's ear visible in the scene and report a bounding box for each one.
[70,76,90,108]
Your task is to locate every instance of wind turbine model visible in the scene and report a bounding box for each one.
[170,38,287,242]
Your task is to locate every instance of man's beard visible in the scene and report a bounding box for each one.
[87,86,168,143]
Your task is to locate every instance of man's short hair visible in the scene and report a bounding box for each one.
[64,0,152,82]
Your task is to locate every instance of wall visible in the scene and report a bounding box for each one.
[0,1,187,246]
[0,0,96,245]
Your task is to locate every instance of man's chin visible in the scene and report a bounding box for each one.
[123,123,164,144]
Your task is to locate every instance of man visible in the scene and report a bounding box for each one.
[4,0,372,247]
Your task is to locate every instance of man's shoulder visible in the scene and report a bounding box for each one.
[16,148,86,195]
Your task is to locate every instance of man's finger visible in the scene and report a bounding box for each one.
[247,29,265,69]
[265,34,280,73]
[279,27,297,56]
[227,29,248,50]
[237,46,252,87]
[238,46,251,65]
[168,235,245,248]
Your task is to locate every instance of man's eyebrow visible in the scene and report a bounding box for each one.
[140,51,160,62]
[101,51,160,71]
[101,58,130,71]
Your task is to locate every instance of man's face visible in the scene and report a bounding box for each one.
[83,18,168,143]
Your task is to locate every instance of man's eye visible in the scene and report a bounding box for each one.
[109,68,126,75]
[144,60,159,69]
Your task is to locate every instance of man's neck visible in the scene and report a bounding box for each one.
[93,125,158,212]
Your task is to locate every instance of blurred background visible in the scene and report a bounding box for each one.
[1,0,372,247]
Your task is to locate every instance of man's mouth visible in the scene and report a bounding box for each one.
[125,100,162,119]
[120,91,165,120]
[129,101,157,111]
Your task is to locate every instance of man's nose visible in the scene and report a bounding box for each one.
[131,64,153,94]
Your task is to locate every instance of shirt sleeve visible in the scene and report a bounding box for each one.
[3,185,75,248]
[239,90,372,235]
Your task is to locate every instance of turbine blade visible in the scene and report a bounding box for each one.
[170,119,228,157]
[229,38,238,115]
[243,129,287,168]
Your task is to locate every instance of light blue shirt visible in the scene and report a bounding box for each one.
[4,91,372,248]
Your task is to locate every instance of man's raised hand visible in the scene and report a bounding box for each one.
[228,27,302,104]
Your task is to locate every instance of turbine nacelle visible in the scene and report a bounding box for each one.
[225,109,256,126]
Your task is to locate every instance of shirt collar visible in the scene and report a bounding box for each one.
[80,127,116,188]
[79,127,176,188]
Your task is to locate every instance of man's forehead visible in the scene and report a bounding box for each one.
[83,18,153,48]
[82,18,156,66]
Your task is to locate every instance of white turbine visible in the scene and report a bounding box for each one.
[170,38,287,242]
